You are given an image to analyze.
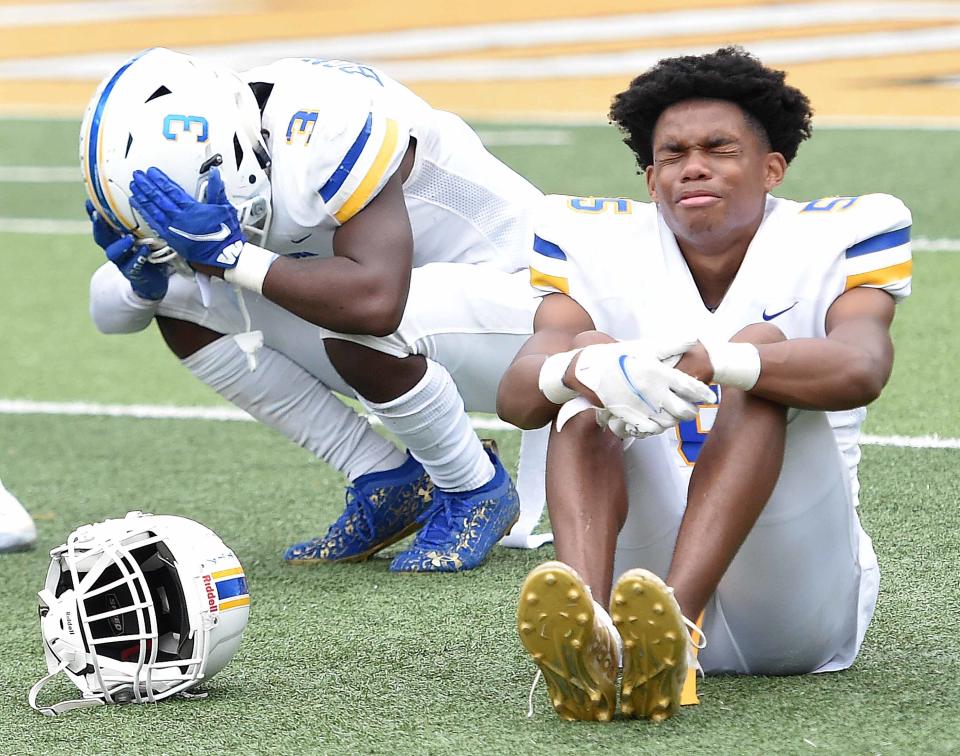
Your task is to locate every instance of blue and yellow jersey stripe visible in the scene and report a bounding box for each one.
[334,118,399,223]
[843,224,912,292]
[529,233,570,294]
[318,111,373,203]
[317,110,404,225]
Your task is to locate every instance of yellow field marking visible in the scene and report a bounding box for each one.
[1,1,958,120]
[427,19,957,61]
[6,48,960,121]
[0,0,797,60]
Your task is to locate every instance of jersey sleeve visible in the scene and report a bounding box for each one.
[527,195,576,295]
[308,104,409,225]
[268,67,411,229]
[840,194,913,302]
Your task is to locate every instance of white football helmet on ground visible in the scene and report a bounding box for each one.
[79,47,273,261]
[29,511,250,715]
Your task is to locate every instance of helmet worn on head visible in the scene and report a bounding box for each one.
[79,47,272,260]
[29,511,250,716]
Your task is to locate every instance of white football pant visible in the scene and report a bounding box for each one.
[613,410,878,675]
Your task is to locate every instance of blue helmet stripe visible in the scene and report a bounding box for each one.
[86,51,147,230]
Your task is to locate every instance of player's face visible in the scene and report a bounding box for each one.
[645,99,786,253]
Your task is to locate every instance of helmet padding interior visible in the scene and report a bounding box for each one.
[56,537,194,665]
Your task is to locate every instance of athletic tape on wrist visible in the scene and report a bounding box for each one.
[223,243,278,294]
[700,339,761,391]
[538,348,582,404]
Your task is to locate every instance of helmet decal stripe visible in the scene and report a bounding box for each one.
[214,576,248,601]
[85,52,147,231]
[318,111,373,203]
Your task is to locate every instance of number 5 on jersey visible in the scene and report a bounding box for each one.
[676,385,720,465]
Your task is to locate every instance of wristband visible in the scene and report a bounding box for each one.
[538,348,582,404]
[700,339,761,391]
[223,243,278,294]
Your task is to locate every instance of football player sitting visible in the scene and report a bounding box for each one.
[499,47,909,721]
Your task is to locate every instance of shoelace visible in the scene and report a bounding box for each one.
[683,615,708,650]
[412,492,467,549]
[526,669,542,718]
[683,615,707,678]
[334,485,377,540]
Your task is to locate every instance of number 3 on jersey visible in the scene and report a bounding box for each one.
[676,385,720,465]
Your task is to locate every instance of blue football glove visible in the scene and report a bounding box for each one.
[129,167,246,269]
[86,200,169,301]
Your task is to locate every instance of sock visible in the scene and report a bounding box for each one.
[593,600,623,665]
[182,335,406,481]
[362,359,494,492]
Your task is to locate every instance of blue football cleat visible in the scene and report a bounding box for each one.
[388,449,520,573]
[284,453,433,564]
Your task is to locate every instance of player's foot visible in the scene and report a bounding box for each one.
[611,568,695,722]
[517,561,619,721]
[283,453,433,563]
[0,480,37,553]
[388,448,519,573]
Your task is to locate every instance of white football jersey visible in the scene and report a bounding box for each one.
[530,193,913,497]
[242,58,541,270]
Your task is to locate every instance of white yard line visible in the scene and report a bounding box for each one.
[1,218,90,234]
[1,216,957,251]
[1,3,959,80]
[0,399,957,449]
[0,166,78,182]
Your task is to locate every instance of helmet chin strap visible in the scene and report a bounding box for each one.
[28,660,105,717]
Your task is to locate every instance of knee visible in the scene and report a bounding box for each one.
[156,316,225,360]
[324,339,426,403]
[571,330,617,349]
[556,408,623,457]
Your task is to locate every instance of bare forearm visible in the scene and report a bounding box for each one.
[261,256,410,336]
[497,343,574,430]
[751,336,892,410]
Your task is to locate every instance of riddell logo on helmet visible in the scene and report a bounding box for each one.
[202,574,219,613]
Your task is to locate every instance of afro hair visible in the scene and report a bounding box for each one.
[609,47,813,170]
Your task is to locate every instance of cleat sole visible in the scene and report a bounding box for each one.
[285,520,423,565]
[612,568,688,722]
[517,562,617,722]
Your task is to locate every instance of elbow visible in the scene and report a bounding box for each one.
[354,278,407,337]
[832,358,888,409]
[360,297,405,337]
[847,364,886,406]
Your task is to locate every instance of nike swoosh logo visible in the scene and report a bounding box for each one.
[168,223,231,242]
[762,301,798,321]
[291,233,312,244]
[618,354,658,413]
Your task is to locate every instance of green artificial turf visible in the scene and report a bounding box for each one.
[0,418,957,754]
[0,118,957,753]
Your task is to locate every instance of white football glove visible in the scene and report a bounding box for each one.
[573,338,715,438]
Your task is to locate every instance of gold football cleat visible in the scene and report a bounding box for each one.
[611,568,691,722]
[517,561,618,721]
